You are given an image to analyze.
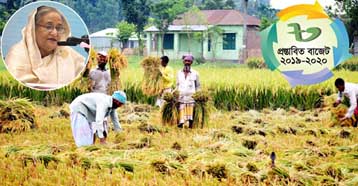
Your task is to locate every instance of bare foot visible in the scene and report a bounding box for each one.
[99,138,106,144]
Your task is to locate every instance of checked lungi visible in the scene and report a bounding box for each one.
[179,103,195,124]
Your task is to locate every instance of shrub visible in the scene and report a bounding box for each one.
[246,57,266,69]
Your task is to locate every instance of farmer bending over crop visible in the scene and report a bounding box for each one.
[176,54,200,128]
[69,91,126,147]
[156,56,174,107]
[333,78,358,127]
[89,51,111,94]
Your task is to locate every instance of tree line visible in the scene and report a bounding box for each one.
[0,0,273,34]
[1,0,356,54]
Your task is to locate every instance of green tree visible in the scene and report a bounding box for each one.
[259,17,277,31]
[183,5,206,53]
[199,0,236,10]
[224,0,236,9]
[121,0,150,56]
[116,21,136,51]
[256,2,277,20]
[0,6,10,35]
[59,0,123,32]
[208,26,224,61]
[0,0,35,34]
[200,0,225,10]
[199,26,223,61]
[328,0,358,45]
[151,0,187,55]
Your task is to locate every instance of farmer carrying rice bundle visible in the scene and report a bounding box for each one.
[155,56,174,107]
[69,91,126,147]
[176,54,200,128]
[333,78,358,127]
[89,51,111,94]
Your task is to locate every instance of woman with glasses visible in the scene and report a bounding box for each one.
[5,6,85,88]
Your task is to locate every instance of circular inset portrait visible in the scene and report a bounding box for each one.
[1,1,90,90]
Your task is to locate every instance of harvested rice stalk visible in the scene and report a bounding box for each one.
[107,48,128,94]
[324,95,356,127]
[0,98,36,133]
[268,166,290,180]
[151,160,170,174]
[83,47,97,77]
[240,172,259,184]
[140,56,163,96]
[161,91,179,126]
[193,90,211,128]
[206,163,228,180]
[70,48,97,92]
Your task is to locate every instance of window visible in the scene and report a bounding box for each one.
[163,34,174,49]
[129,41,134,48]
[208,36,211,52]
[223,33,236,50]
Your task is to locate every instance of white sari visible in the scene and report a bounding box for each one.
[5,8,85,86]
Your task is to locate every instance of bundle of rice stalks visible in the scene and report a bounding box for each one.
[206,163,228,180]
[83,47,97,78]
[37,154,60,167]
[128,137,152,149]
[49,104,70,119]
[69,77,91,93]
[113,162,134,173]
[107,48,128,94]
[240,172,259,184]
[70,48,98,92]
[242,139,257,150]
[80,157,91,170]
[267,167,290,181]
[137,123,161,133]
[331,105,355,127]
[175,152,188,162]
[89,48,97,68]
[324,165,344,181]
[231,125,244,134]
[171,142,182,150]
[193,90,212,128]
[246,162,259,173]
[140,56,163,96]
[324,95,356,127]
[0,99,36,133]
[339,129,351,138]
[161,91,180,126]
[151,160,170,174]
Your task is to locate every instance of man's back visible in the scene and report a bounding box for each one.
[89,68,111,94]
[70,93,112,122]
[344,83,358,97]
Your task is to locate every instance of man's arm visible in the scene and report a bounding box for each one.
[345,91,357,118]
[195,72,201,91]
[110,110,122,131]
[176,72,180,88]
[94,100,107,138]
[334,91,343,107]
[162,67,174,82]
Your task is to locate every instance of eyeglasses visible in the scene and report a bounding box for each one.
[36,24,65,34]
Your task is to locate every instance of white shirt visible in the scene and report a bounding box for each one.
[70,93,121,136]
[176,69,200,103]
[336,82,358,118]
[89,68,111,94]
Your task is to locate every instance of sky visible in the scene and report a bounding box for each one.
[270,0,336,10]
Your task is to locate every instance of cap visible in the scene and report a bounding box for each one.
[183,55,194,61]
[98,51,108,57]
[112,90,126,104]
